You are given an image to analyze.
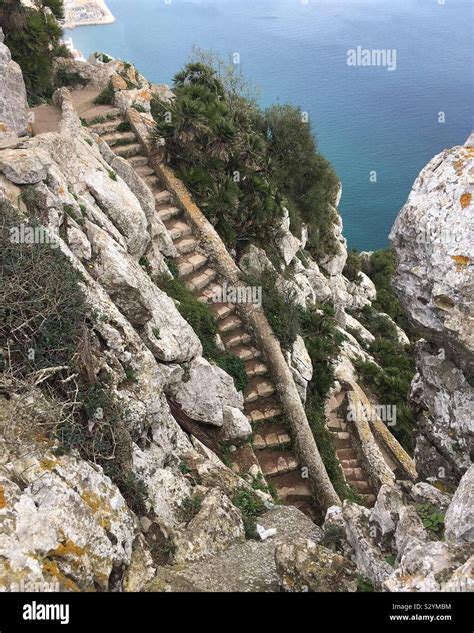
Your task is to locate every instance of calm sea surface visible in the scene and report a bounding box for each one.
[66,0,474,250]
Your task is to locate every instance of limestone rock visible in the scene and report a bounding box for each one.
[0,40,29,140]
[319,212,348,276]
[384,540,474,592]
[222,406,252,442]
[0,447,136,592]
[286,335,313,403]
[444,465,474,543]
[166,358,244,427]
[370,485,405,537]
[409,482,452,513]
[145,505,321,592]
[342,501,393,587]
[390,140,474,363]
[0,147,51,184]
[173,488,245,564]
[275,539,357,592]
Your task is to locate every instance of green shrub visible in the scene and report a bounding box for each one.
[55,67,88,88]
[2,0,70,103]
[343,249,363,283]
[117,120,132,132]
[232,489,266,539]
[158,276,247,391]
[94,81,114,105]
[152,57,338,260]
[1,199,147,513]
[244,267,300,351]
[416,503,445,537]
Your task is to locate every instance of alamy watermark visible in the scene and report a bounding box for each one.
[9,224,59,248]
[213,281,262,307]
[347,46,397,72]
[347,402,397,427]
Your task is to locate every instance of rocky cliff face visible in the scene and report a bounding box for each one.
[0,30,29,141]
[391,135,474,482]
[0,38,472,593]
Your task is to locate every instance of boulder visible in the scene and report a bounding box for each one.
[166,357,244,427]
[222,406,252,442]
[275,539,357,592]
[370,485,405,537]
[172,488,245,564]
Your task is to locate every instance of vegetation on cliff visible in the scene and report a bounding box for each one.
[0,199,147,513]
[152,58,339,260]
[0,0,69,103]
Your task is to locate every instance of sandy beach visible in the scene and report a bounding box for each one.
[63,0,115,29]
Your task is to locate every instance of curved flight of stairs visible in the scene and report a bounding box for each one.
[79,102,375,512]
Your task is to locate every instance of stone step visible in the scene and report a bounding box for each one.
[174,236,199,255]
[228,444,261,477]
[89,118,124,135]
[245,359,268,378]
[197,282,222,304]
[210,302,235,321]
[158,206,181,222]
[340,458,359,469]
[165,219,193,241]
[337,448,357,461]
[135,165,155,178]
[127,154,149,168]
[244,377,275,404]
[232,344,261,362]
[184,267,217,292]
[217,314,243,334]
[270,471,312,501]
[81,106,122,125]
[342,467,365,481]
[258,449,299,477]
[114,142,143,159]
[348,480,371,494]
[252,421,291,450]
[142,174,158,187]
[245,397,282,422]
[335,435,352,450]
[328,418,348,432]
[101,131,136,146]
[155,190,174,206]
[222,327,252,349]
[176,252,208,277]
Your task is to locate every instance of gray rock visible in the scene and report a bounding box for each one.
[222,406,252,442]
[444,465,474,543]
[0,148,51,184]
[370,485,405,537]
[0,40,29,140]
[173,488,245,564]
[145,505,321,592]
[275,539,357,592]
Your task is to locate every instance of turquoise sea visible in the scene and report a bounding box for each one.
[66,0,474,250]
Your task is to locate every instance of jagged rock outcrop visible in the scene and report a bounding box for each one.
[391,135,474,481]
[0,35,29,141]
[275,539,357,592]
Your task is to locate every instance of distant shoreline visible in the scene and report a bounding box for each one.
[63,0,115,29]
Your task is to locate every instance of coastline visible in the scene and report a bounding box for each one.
[63,0,115,29]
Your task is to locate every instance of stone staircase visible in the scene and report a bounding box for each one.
[327,391,376,506]
[79,104,315,515]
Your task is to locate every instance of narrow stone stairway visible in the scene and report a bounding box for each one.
[327,391,376,506]
[79,106,315,515]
